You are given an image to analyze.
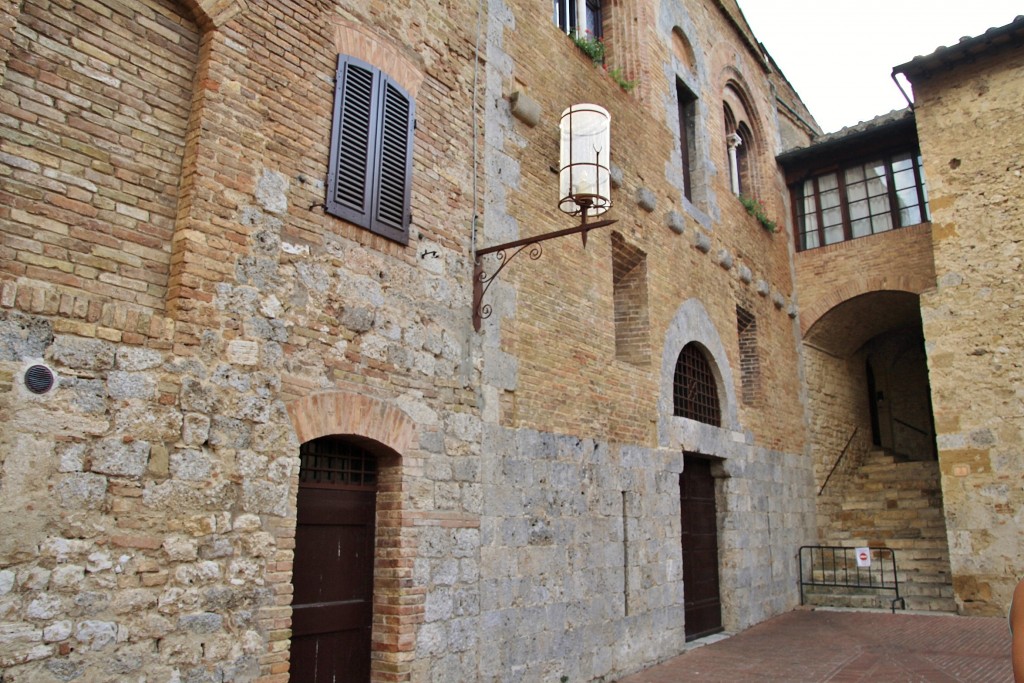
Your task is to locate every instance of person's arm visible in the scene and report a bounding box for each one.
[1013,580,1024,683]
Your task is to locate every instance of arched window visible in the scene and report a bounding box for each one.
[724,105,752,196]
[723,84,758,198]
[673,343,721,426]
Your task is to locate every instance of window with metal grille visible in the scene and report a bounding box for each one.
[326,55,414,245]
[299,436,378,490]
[673,342,721,426]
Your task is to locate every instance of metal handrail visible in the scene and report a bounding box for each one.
[798,545,906,613]
[818,427,857,496]
[892,417,928,436]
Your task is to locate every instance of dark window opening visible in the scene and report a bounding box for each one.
[676,79,698,202]
[326,55,414,245]
[554,0,602,37]
[673,343,721,426]
[736,305,760,405]
[585,0,603,38]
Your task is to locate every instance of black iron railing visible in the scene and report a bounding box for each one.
[819,427,858,496]
[798,545,906,613]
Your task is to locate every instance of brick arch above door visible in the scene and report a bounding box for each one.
[287,391,418,455]
[285,391,421,682]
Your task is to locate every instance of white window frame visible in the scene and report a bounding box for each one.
[555,0,600,37]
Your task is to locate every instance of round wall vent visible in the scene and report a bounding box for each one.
[25,364,55,394]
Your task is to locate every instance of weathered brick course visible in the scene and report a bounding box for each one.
[0,0,834,680]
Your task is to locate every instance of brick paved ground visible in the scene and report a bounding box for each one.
[616,609,1011,682]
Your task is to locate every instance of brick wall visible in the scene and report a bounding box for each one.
[494,0,806,453]
[795,223,936,336]
[1,1,199,312]
[612,231,651,365]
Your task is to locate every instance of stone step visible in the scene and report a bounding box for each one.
[802,584,957,613]
[818,447,953,614]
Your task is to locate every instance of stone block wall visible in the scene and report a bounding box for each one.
[1,0,821,680]
[1,0,482,680]
[911,44,1024,615]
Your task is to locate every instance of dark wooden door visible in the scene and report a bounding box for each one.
[680,455,723,641]
[291,440,378,683]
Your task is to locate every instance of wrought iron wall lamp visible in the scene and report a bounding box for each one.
[473,103,617,331]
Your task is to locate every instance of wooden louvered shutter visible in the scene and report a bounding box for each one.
[370,77,413,244]
[327,56,378,228]
[326,55,413,246]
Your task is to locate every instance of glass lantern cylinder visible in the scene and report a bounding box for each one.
[559,103,611,217]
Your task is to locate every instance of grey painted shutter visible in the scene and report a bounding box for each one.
[326,55,413,245]
[370,78,414,244]
[327,56,377,227]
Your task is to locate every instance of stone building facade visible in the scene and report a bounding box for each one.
[782,17,1024,616]
[895,19,1024,615]
[0,0,1018,682]
[0,0,818,679]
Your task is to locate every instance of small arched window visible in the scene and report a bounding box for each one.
[723,84,757,198]
[673,342,721,426]
[724,105,752,196]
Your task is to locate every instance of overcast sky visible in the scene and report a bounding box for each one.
[736,1,1022,133]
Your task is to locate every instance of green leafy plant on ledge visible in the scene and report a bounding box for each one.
[570,31,638,93]
[608,66,637,93]
[572,30,605,64]
[739,194,778,233]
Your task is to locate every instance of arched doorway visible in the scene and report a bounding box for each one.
[291,436,379,682]
[804,291,953,611]
[673,342,725,640]
[680,454,723,640]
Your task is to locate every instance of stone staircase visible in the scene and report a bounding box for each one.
[813,448,957,612]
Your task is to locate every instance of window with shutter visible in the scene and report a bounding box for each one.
[326,55,414,245]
